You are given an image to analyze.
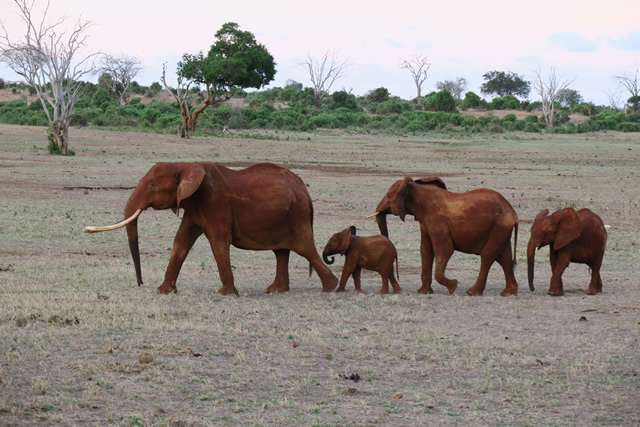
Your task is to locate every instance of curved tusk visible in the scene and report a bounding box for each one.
[366,212,380,219]
[85,209,142,233]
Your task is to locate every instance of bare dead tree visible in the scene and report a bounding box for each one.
[99,54,143,105]
[614,66,639,112]
[302,50,348,106]
[605,88,623,112]
[399,53,431,105]
[532,67,575,129]
[0,0,98,155]
[436,77,468,99]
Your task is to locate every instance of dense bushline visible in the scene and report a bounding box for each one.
[1,80,638,135]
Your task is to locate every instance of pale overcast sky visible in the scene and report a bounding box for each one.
[1,0,639,105]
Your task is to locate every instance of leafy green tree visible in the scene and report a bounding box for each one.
[161,22,275,137]
[481,71,531,99]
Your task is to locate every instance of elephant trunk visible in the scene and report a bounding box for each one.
[124,196,144,286]
[322,246,336,265]
[376,212,389,238]
[527,240,537,291]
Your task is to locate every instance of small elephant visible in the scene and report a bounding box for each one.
[322,226,401,294]
[527,208,607,296]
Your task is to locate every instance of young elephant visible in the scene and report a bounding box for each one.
[322,226,401,294]
[527,208,607,296]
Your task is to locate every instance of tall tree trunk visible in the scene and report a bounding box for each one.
[49,121,68,155]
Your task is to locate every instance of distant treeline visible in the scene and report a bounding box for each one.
[1,80,639,135]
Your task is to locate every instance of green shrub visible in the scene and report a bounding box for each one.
[491,95,520,110]
[501,113,517,123]
[367,87,390,103]
[461,91,482,109]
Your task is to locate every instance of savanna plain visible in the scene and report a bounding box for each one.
[0,124,639,426]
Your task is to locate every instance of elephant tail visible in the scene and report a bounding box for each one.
[309,263,313,277]
[395,254,399,280]
[512,221,518,266]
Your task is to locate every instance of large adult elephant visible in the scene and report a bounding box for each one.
[86,162,338,295]
[371,176,518,296]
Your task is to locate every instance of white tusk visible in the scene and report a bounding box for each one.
[85,209,142,233]
[366,212,380,218]
[605,225,611,230]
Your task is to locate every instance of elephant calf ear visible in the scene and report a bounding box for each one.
[553,208,582,250]
[177,163,206,210]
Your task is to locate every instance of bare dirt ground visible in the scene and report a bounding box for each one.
[0,124,639,425]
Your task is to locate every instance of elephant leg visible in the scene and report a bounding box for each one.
[337,262,355,292]
[378,270,389,294]
[587,260,603,295]
[497,247,518,296]
[417,233,435,294]
[266,249,290,293]
[466,255,493,296]
[433,240,457,294]
[389,267,402,294]
[548,250,570,296]
[352,267,363,293]
[208,241,239,296]
[157,220,203,294]
[295,238,338,292]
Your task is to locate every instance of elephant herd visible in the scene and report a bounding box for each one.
[85,161,608,297]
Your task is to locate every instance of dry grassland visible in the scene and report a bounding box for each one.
[0,124,639,425]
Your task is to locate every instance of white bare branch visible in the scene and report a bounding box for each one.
[99,54,143,104]
[399,53,431,104]
[302,50,348,105]
[613,66,640,112]
[532,67,575,129]
[0,0,98,154]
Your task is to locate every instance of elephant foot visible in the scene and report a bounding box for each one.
[218,286,239,296]
[465,287,484,296]
[335,286,346,293]
[586,287,601,295]
[392,287,402,294]
[417,285,433,295]
[499,287,518,297]
[321,275,339,292]
[547,289,564,297]
[378,288,389,295]
[266,282,289,293]
[157,283,177,294]
[444,280,458,295]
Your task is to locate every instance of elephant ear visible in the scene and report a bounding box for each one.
[349,225,357,236]
[553,208,582,250]
[339,227,353,254]
[394,177,413,222]
[176,163,206,210]
[415,176,447,190]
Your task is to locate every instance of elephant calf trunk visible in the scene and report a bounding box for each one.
[322,247,336,265]
[527,242,536,291]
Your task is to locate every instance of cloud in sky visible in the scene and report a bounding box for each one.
[549,32,597,53]
[608,31,640,51]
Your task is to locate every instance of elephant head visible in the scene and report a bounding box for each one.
[85,162,206,286]
[322,226,356,264]
[527,208,582,291]
[371,176,446,237]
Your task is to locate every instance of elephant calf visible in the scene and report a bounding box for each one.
[323,226,401,294]
[527,208,607,296]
